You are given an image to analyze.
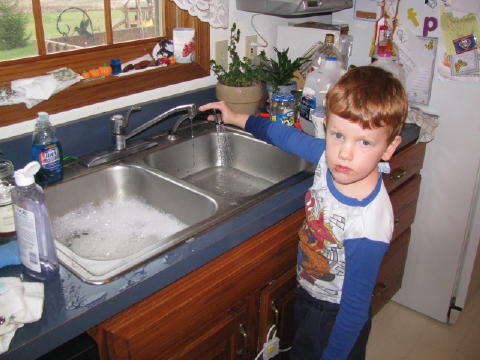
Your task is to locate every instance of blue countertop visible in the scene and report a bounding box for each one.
[0,122,420,359]
[0,176,313,360]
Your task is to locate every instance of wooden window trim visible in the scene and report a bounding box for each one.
[0,1,210,128]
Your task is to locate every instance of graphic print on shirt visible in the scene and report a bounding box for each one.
[298,189,345,297]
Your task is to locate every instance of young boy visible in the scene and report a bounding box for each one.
[199,66,408,360]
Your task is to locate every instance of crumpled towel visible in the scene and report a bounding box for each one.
[406,106,439,143]
[9,68,81,109]
[0,278,44,354]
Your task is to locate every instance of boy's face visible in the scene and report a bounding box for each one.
[324,113,401,196]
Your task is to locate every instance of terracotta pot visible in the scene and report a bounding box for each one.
[216,82,263,115]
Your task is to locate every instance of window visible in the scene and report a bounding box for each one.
[0,0,210,127]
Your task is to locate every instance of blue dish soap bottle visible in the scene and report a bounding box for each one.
[11,161,59,280]
[31,112,63,185]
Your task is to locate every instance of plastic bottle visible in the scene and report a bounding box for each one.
[31,112,63,185]
[0,156,15,237]
[377,25,393,57]
[269,93,295,126]
[310,34,343,72]
[11,161,59,280]
[300,57,345,123]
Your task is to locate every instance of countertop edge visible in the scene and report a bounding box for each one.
[1,177,313,360]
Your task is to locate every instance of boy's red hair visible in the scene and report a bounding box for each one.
[325,66,408,143]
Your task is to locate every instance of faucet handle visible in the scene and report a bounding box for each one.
[126,105,142,121]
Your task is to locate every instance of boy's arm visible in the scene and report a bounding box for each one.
[245,115,325,164]
[321,238,388,360]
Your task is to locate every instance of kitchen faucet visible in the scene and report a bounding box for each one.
[80,103,197,167]
[112,103,197,151]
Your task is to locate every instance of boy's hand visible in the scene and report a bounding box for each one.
[198,101,249,129]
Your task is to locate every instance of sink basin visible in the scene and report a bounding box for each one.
[143,130,311,199]
[45,165,217,283]
[46,122,313,284]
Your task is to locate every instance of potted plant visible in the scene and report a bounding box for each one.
[258,47,311,97]
[210,23,263,114]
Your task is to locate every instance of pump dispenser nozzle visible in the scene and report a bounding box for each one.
[14,161,40,187]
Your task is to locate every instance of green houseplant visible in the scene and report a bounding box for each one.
[258,47,310,96]
[210,23,262,114]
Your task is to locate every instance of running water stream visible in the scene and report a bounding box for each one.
[213,110,233,166]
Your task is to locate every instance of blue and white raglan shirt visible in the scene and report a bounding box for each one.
[245,116,393,360]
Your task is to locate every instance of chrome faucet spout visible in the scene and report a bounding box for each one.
[111,103,196,151]
[170,114,192,135]
[82,103,197,167]
[125,103,197,142]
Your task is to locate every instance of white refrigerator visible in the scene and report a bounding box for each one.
[328,1,480,323]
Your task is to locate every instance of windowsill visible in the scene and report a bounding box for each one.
[0,60,210,128]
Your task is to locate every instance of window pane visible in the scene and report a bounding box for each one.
[0,0,37,61]
[112,0,163,43]
[41,0,106,54]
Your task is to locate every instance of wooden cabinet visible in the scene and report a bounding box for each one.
[372,141,426,314]
[90,141,426,358]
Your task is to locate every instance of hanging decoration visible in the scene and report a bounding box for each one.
[171,0,229,29]
[369,0,401,57]
[437,4,480,80]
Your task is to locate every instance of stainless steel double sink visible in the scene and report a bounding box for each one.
[45,121,314,283]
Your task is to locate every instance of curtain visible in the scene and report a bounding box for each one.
[171,0,229,29]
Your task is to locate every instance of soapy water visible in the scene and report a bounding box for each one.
[52,197,187,261]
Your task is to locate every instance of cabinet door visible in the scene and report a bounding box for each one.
[176,301,254,360]
[258,268,297,360]
[371,228,411,314]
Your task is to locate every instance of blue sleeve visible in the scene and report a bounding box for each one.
[321,238,389,360]
[245,116,325,164]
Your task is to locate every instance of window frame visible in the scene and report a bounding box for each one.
[0,1,210,128]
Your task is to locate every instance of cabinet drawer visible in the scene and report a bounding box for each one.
[372,228,411,315]
[384,142,426,193]
[390,175,421,240]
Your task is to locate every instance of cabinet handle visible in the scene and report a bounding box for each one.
[237,323,248,356]
[389,167,407,181]
[270,300,279,327]
[372,283,388,297]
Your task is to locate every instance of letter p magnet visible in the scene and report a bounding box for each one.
[423,17,438,36]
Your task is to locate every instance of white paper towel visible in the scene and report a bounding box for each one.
[0,278,44,354]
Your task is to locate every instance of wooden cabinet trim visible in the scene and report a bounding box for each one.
[384,142,426,193]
